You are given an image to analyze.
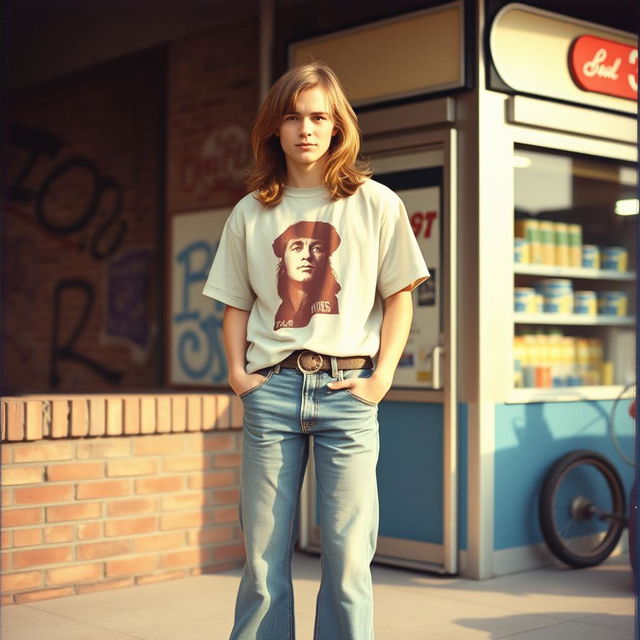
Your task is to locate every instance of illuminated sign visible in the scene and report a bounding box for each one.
[570,35,638,101]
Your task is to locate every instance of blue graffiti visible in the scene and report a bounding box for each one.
[174,240,227,383]
[175,241,212,322]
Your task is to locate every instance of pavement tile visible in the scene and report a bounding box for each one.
[578,611,635,633]
[496,619,634,640]
[1,605,142,640]
[1,553,633,640]
[25,573,239,640]
[402,558,634,619]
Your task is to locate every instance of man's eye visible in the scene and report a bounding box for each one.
[285,115,297,121]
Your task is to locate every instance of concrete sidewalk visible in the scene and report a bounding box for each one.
[1,552,634,640]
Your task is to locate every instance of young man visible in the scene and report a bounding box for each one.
[203,62,429,640]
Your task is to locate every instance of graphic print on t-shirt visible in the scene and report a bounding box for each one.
[272,221,342,330]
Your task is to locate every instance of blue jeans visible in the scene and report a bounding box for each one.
[229,364,380,640]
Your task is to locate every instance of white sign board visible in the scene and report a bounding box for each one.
[170,209,230,386]
[372,149,443,388]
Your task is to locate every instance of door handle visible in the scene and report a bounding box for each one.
[431,344,444,389]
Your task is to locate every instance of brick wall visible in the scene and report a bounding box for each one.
[4,48,164,394]
[0,394,245,605]
[167,19,258,215]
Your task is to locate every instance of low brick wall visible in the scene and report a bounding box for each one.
[0,394,245,605]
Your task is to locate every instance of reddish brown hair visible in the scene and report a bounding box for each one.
[246,62,371,207]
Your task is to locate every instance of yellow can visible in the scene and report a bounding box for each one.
[567,224,582,267]
[553,222,570,267]
[516,219,542,264]
[539,221,555,265]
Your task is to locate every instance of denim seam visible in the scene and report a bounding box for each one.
[301,373,319,431]
[311,373,320,428]
[300,374,309,431]
[285,442,307,640]
[312,552,325,640]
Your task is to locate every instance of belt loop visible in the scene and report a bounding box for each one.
[330,356,338,378]
[274,364,281,374]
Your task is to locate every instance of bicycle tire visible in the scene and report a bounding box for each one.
[538,449,626,568]
[608,382,636,468]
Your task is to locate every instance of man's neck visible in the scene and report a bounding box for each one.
[287,284,306,311]
[285,160,325,188]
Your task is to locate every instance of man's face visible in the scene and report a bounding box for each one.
[277,86,336,173]
[283,237,327,284]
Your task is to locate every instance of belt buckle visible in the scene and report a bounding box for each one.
[296,350,323,374]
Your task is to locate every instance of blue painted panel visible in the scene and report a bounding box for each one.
[377,402,444,543]
[494,400,635,550]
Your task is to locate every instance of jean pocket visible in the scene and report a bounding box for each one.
[345,388,378,407]
[342,368,378,407]
[239,368,274,399]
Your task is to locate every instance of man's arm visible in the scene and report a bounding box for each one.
[328,286,413,403]
[223,305,267,396]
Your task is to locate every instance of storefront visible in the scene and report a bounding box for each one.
[289,2,636,579]
[169,1,636,579]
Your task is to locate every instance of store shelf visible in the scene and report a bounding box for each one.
[506,385,631,404]
[514,264,635,280]
[514,313,635,326]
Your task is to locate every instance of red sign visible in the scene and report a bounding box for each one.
[570,35,638,101]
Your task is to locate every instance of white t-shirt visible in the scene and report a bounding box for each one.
[203,179,429,373]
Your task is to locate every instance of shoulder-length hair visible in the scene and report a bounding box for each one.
[247,62,371,207]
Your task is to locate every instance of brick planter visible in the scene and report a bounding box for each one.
[0,394,245,605]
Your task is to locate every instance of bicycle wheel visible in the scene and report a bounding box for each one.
[608,382,636,468]
[539,450,626,568]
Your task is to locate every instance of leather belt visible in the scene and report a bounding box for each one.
[279,350,373,374]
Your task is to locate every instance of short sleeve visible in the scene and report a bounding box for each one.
[202,212,255,311]
[377,195,430,299]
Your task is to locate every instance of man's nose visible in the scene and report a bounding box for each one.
[301,245,311,259]
[299,118,312,137]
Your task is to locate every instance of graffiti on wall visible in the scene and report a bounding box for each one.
[179,125,250,200]
[171,210,230,385]
[51,280,123,386]
[6,123,154,388]
[8,123,128,259]
[104,248,155,361]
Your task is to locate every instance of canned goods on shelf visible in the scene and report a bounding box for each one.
[581,245,600,269]
[573,290,597,316]
[567,224,582,268]
[515,219,542,264]
[535,279,573,314]
[600,246,628,272]
[539,221,555,265]
[553,222,570,267]
[597,291,628,316]
[514,237,529,264]
[514,287,536,313]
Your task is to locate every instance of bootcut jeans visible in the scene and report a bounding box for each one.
[229,362,380,640]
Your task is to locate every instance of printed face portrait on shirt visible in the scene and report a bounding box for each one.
[283,237,327,284]
[272,221,341,330]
